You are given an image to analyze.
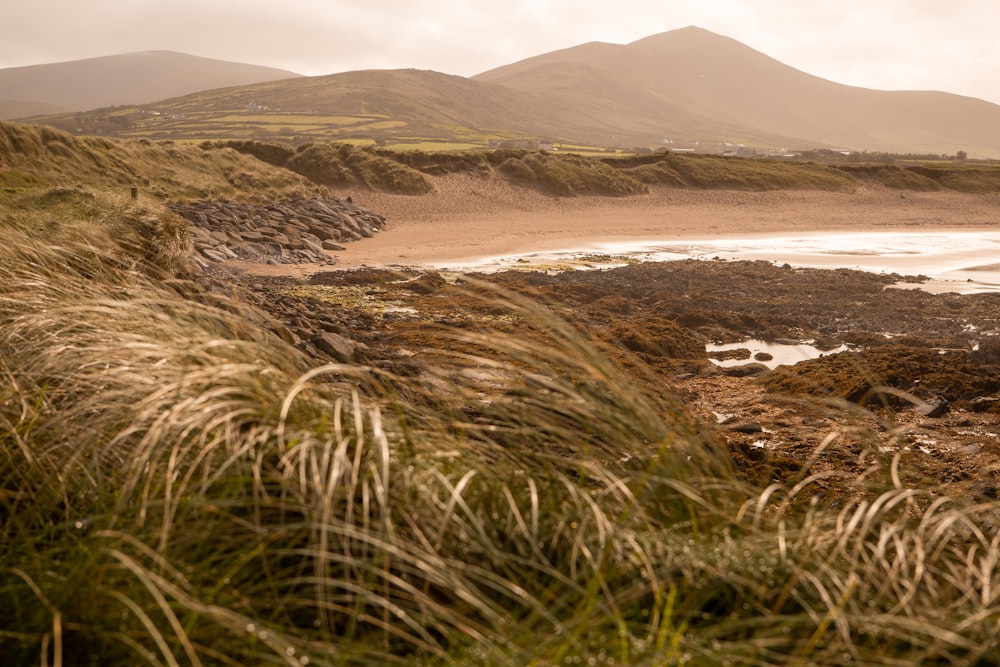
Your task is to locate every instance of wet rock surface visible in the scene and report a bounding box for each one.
[210,258,1000,503]
[168,197,385,267]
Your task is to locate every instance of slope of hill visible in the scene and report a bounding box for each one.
[12,28,1000,157]
[0,51,300,119]
[475,26,1000,156]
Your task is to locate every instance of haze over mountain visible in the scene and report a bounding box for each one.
[10,27,1000,157]
[0,51,300,119]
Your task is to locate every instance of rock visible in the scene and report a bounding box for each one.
[166,197,386,266]
[263,242,285,257]
[709,348,751,362]
[915,396,950,418]
[301,239,327,256]
[401,272,447,294]
[721,362,770,377]
[722,419,764,434]
[312,332,357,363]
[201,248,228,263]
[307,222,338,241]
[970,396,1000,412]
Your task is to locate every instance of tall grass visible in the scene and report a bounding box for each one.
[285,143,435,194]
[3,199,1000,665]
[0,121,324,200]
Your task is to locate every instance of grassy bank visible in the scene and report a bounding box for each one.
[4,121,1000,664]
[217,139,1000,195]
[9,120,1000,199]
[2,206,1000,666]
[0,121,324,201]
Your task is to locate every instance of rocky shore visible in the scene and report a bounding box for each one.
[212,259,1000,505]
[168,197,385,267]
[177,182,1000,504]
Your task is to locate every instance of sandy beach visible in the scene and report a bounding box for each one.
[330,175,1000,270]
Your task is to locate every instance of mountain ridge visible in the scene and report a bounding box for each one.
[9,27,1000,157]
[474,25,1000,156]
[0,50,301,119]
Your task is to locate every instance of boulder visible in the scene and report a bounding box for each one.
[915,396,950,418]
[312,332,357,363]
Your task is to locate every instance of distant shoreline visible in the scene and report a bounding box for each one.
[329,178,1000,270]
[226,177,1000,279]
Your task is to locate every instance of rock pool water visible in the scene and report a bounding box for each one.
[706,339,850,369]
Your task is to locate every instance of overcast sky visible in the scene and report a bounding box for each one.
[4,0,999,104]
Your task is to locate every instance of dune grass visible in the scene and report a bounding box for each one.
[15,119,999,200]
[0,121,325,201]
[613,153,859,192]
[833,164,942,191]
[3,189,1000,665]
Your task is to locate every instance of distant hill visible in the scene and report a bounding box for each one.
[13,29,1000,157]
[475,26,1000,156]
[0,51,300,119]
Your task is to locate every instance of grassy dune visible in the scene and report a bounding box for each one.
[217,138,1000,196]
[9,120,1000,199]
[0,122,324,201]
[4,121,1000,664]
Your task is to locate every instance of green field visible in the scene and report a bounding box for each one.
[34,105,541,151]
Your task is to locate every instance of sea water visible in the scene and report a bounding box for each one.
[453,231,1000,295]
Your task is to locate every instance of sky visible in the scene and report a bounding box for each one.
[3,0,1000,104]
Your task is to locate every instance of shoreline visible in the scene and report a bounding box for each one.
[227,178,1000,279]
[336,179,1000,269]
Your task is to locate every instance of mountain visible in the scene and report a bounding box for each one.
[474,26,1000,156]
[13,28,1000,157]
[0,51,301,119]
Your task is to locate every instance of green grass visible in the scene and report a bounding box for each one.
[4,168,1000,664]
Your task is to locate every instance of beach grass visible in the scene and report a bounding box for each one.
[3,189,1000,665]
[5,120,1000,663]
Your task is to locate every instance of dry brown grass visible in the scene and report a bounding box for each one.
[5,121,1000,665]
[0,120,325,200]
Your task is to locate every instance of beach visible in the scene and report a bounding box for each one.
[329,175,1000,271]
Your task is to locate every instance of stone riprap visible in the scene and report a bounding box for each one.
[168,198,386,266]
